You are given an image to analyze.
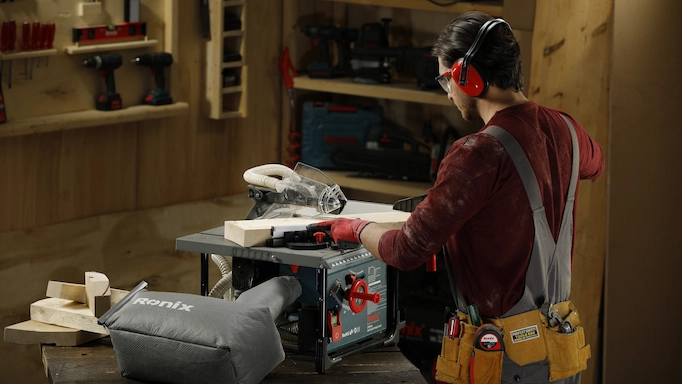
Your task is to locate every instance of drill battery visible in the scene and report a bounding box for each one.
[301,101,382,169]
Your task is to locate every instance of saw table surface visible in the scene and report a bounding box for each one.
[41,338,426,383]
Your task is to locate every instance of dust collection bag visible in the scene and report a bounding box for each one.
[98,276,302,384]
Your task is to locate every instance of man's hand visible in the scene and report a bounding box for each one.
[314,218,373,244]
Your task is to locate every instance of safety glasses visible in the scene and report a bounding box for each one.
[435,70,452,93]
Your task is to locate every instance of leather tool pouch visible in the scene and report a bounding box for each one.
[542,303,591,382]
[471,337,504,384]
[435,319,476,384]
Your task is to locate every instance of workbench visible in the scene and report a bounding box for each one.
[41,338,426,383]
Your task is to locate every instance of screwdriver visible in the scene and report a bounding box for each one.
[44,23,56,66]
[7,20,16,88]
[22,22,31,80]
[30,22,41,79]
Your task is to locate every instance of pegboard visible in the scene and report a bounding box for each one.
[0,0,176,125]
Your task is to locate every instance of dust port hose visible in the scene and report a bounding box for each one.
[243,164,294,191]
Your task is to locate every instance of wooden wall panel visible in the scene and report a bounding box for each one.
[530,1,611,383]
[606,1,682,382]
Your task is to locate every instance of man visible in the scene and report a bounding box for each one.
[318,11,604,384]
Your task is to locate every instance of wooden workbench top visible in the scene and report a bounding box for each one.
[41,338,427,383]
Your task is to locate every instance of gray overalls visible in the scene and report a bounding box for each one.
[451,115,581,384]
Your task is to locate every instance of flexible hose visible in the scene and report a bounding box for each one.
[209,254,234,299]
[243,164,294,191]
[275,313,299,343]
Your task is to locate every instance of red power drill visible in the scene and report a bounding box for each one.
[131,52,173,105]
[83,53,123,111]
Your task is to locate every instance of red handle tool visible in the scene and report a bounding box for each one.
[31,22,41,51]
[0,22,9,53]
[8,20,16,52]
[45,23,56,49]
[22,21,32,50]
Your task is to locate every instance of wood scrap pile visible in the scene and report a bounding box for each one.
[3,272,129,346]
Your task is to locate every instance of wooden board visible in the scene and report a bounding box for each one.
[30,298,108,335]
[4,320,104,347]
[224,210,411,247]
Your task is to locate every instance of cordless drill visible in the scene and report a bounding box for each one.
[301,25,357,78]
[132,52,173,105]
[83,54,123,111]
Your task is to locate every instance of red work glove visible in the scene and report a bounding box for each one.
[315,218,373,244]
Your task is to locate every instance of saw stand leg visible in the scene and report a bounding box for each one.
[200,253,209,296]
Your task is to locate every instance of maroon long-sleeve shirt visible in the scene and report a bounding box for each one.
[378,101,604,317]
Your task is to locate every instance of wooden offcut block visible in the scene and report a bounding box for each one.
[85,272,111,317]
[224,210,410,247]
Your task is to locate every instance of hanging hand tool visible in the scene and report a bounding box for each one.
[1,21,16,88]
[83,53,123,111]
[43,23,56,66]
[30,22,40,79]
[21,22,31,80]
[131,52,173,105]
[200,0,210,39]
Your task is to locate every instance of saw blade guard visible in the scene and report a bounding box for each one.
[243,162,347,219]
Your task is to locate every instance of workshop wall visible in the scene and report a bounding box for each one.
[606,0,682,382]
[529,2,611,383]
[0,1,282,383]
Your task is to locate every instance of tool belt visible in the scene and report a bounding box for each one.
[435,301,591,384]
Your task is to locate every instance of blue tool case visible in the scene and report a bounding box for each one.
[301,101,382,169]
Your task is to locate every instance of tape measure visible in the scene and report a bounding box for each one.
[474,324,504,351]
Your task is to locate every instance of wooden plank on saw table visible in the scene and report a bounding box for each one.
[224,210,411,247]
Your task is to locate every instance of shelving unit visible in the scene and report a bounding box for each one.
[205,0,247,119]
[282,0,533,199]
[0,0,186,135]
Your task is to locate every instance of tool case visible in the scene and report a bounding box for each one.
[301,101,382,169]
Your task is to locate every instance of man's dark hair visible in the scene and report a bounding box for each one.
[432,11,523,92]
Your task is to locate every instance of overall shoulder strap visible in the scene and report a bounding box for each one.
[482,116,580,315]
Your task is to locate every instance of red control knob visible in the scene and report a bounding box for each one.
[313,231,326,243]
[346,279,381,313]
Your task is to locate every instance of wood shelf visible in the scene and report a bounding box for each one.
[0,102,189,138]
[293,75,451,106]
[0,49,58,61]
[324,170,432,200]
[321,0,503,15]
[63,39,159,55]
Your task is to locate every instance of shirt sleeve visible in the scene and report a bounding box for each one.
[378,134,501,270]
[568,115,605,180]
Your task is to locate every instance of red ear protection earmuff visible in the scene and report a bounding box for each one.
[452,18,511,97]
